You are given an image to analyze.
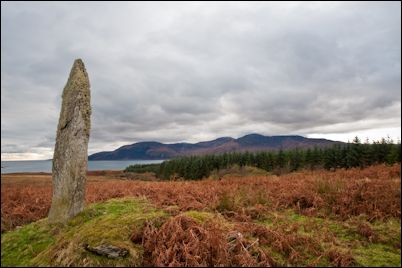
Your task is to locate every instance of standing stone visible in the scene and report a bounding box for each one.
[48,59,91,223]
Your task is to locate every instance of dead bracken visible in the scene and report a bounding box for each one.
[2,164,400,232]
[1,164,400,267]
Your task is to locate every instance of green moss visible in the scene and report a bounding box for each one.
[326,222,360,242]
[353,244,401,267]
[183,210,214,223]
[287,210,309,222]
[256,209,324,229]
[183,210,234,231]
[262,244,332,267]
[1,220,55,267]
[1,197,166,267]
[253,210,401,267]
[262,246,288,266]
[264,210,361,243]
[371,218,401,246]
[351,218,401,267]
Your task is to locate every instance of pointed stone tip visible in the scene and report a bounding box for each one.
[69,58,88,80]
[73,58,85,69]
[64,58,89,93]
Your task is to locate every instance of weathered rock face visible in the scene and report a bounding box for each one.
[48,59,91,223]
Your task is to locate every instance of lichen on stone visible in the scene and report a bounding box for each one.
[48,59,91,223]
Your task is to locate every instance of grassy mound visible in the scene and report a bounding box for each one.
[1,197,400,267]
[1,198,166,267]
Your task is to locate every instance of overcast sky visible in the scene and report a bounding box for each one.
[1,1,401,160]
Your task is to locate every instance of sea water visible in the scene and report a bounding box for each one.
[0,160,164,174]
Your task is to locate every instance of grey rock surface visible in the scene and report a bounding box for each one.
[48,59,91,223]
[84,244,128,259]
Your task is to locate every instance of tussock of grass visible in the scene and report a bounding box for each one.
[254,209,401,267]
[183,210,214,223]
[183,210,234,231]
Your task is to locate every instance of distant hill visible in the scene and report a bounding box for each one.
[88,134,341,160]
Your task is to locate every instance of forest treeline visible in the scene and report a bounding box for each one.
[125,137,401,180]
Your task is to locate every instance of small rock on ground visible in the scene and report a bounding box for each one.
[84,244,128,259]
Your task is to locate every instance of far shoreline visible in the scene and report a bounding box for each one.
[1,160,165,174]
[1,170,126,176]
[1,159,167,162]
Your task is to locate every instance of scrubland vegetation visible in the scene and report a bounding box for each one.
[1,163,400,267]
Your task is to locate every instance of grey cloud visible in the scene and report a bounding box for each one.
[1,2,401,159]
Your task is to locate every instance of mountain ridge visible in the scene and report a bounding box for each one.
[88,134,341,160]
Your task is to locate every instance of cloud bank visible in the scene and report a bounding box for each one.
[1,2,401,160]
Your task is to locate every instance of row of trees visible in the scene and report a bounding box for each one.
[126,137,401,180]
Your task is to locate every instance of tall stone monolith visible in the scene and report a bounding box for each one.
[48,59,91,223]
